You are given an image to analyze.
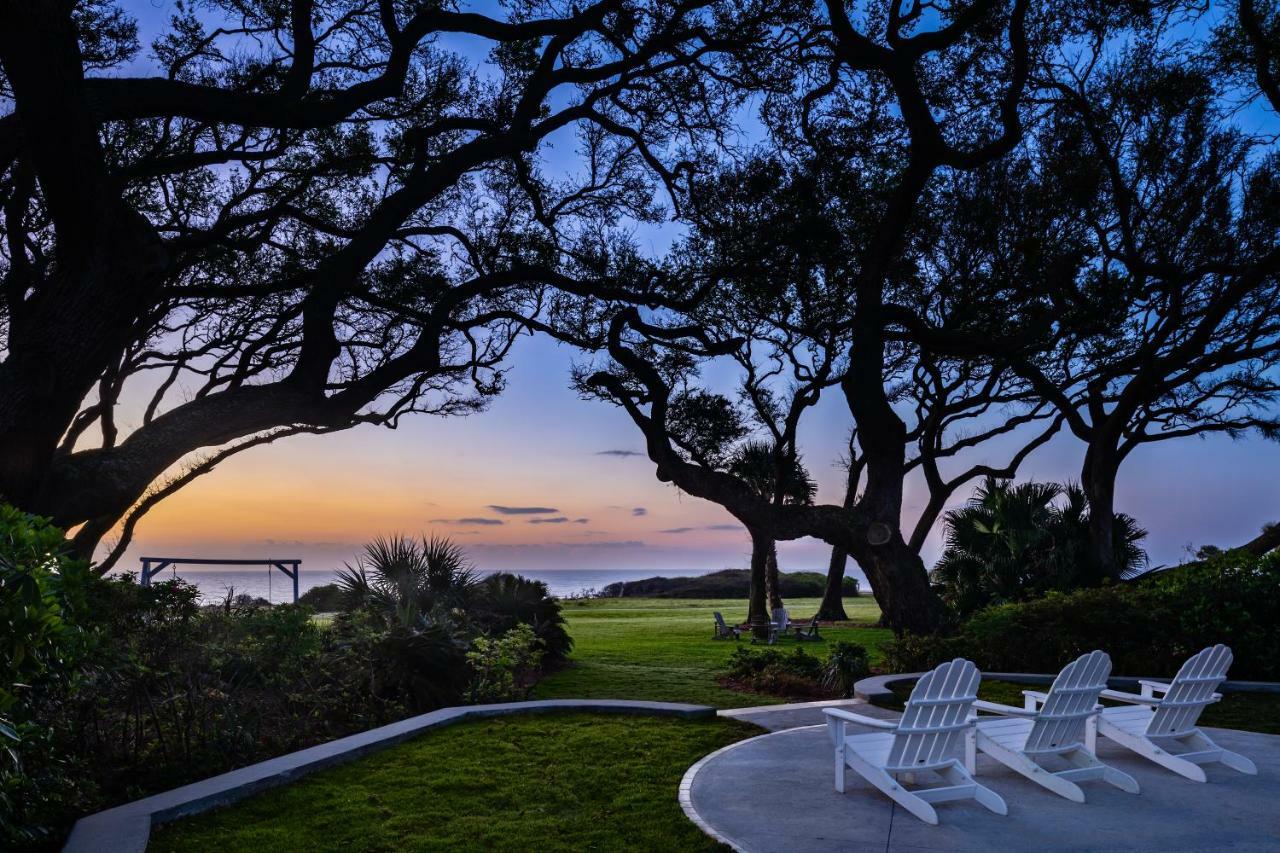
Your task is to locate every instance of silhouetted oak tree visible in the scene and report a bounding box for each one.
[0,0,784,563]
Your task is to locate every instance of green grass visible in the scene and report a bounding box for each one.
[534,596,889,708]
[149,713,757,853]
[889,679,1280,735]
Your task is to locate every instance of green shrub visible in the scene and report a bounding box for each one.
[0,505,92,848]
[884,550,1280,680]
[297,582,344,612]
[465,624,545,704]
[822,641,871,697]
[471,573,572,662]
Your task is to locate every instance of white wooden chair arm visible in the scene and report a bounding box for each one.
[1138,679,1171,697]
[1099,688,1163,705]
[823,708,899,730]
[972,699,1038,717]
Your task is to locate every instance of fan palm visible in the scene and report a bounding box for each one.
[932,478,1148,617]
[337,535,477,628]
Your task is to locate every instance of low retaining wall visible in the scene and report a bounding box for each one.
[855,672,1280,706]
[63,698,715,853]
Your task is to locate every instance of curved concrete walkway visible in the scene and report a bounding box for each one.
[685,710,1280,852]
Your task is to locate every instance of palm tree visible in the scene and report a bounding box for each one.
[337,535,477,628]
[932,478,1147,617]
[727,441,817,614]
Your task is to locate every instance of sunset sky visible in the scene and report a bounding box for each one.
[109,332,1280,576]
[104,1,1280,578]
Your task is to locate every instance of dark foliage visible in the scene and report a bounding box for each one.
[470,573,573,663]
[724,641,871,700]
[600,569,859,601]
[886,551,1280,681]
[296,582,344,612]
[932,478,1148,617]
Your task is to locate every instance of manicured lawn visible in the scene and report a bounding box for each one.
[889,679,1280,735]
[534,595,889,707]
[149,713,758,853]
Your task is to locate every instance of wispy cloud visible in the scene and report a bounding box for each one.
[487,504,559,515]
[632,507,647,516]
[572,517,589,524]
[430,517,505,526]
[528,516,570,525]
[596,449,643,458]
[562,540,646,549]
[659,524,742,535]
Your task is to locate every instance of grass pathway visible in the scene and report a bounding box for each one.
[534,595,889,707]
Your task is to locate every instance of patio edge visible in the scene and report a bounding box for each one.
[63,698,715,853]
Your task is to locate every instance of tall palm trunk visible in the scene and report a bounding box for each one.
[747,528,772,639]
[765,540,783,610]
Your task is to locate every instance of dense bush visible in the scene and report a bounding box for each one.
[465,624,545,704]
[932,478,1147,617]
[601,569,860,600]
[3,528,573,848]
[822,641,871,697]
[886,550,1280,680]
[297,582,344,612]
[470,573,572,662]
[725,642,870,699]
[0,506,93,848]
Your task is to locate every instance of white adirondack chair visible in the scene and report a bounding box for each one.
[824,658,1007,825]
[765,607,789,645]
[1096,644,1257,782]
[971,650,1139,802]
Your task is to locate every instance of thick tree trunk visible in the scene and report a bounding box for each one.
[0,3,167,512]
[1081,445,1120,578]
[764,540,783,610]
[747,528,772,639]
[818,546,850,620]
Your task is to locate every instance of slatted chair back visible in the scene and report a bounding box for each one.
[714,612,729,629]
[1024,650,1112,754]
[887,658,981,772]
[772,607,788,632]
[1146,645,1233,738]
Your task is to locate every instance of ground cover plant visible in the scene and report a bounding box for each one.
[535,596,887,708]
[149,713,758,853]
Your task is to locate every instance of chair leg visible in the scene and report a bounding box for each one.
[937,762,1008,816]
[1097,718,1207,782]
[845,753,938,825]
[976,732,1084,802]
[1219,748,1259,775]
[1064,747,1140,794]
[834,742,846,793]
[1190,730,1258,775]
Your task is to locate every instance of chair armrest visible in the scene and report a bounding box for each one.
[1022,690,1048,711]
[1100,689,1162,706]
[823,708,899,730]
[1139,680,1171,697]
[973,699,1038,718]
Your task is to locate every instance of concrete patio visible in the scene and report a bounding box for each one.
[685,706,1280,852]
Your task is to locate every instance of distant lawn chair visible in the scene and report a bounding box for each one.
[1097,644,1257,781]
[972,650,1139,802]
[712,611,741,640]
[762,607,789,644]
[823,658,1006,825]
[791,614,821,641]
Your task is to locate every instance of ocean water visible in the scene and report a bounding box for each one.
[108,567,721,603]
